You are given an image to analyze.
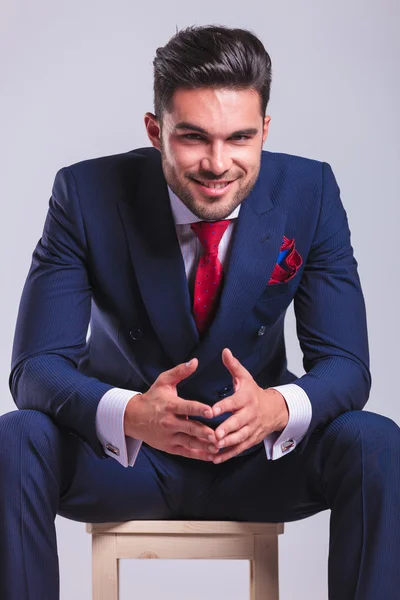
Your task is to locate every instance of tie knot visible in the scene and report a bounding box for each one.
[190,220,231,254]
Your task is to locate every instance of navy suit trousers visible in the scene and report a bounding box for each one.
[0,408,399,599]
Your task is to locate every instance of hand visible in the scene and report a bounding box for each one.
[210,348,290,464]
[123,358,219,461]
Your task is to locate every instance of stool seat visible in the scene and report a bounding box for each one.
[87,520,284,599]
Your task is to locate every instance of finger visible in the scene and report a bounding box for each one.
[222,348,251,390]
[214,412,246,440]
[215,425,251,449]
[170,444,216,461]
[212,440,250,464]
[177,417,218,443]
[173,433,219,454]
[212,393,245,418]
[158,358,198,388]
[173,398,213,418]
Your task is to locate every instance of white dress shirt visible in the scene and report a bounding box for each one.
[95,185,312,467]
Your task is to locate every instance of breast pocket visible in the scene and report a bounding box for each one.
[258,281,292,301]
[254,280,296,328]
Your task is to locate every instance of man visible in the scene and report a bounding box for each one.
[1,24,399,600]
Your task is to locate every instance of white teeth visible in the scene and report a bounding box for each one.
[200,181,229,189]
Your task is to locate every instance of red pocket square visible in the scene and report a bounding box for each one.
[268,236,302,285]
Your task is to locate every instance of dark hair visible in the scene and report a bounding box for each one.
[153,25,272,122]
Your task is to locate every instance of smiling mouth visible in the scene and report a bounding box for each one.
[192,178,235,189]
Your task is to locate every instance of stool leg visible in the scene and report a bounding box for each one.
[92,533,119,600]
[250,535,279,600]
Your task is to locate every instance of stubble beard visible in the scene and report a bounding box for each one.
[160,147,261,222]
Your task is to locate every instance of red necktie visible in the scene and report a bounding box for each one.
[190,220,231,334]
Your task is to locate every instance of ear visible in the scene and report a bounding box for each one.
[262,115,271,145]
[144,112,162,150]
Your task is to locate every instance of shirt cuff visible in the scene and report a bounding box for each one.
[263,383,312,460]
[95,388,143,468]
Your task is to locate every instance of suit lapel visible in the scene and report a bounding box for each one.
[117,150,199,366]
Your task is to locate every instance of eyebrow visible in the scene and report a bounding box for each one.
[174,122,259,136]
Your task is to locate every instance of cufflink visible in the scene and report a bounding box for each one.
[105,443,120,456]
[281,439,295,452]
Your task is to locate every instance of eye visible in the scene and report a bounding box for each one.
[182,134,205,140]
[180,133,252,142]
[230,135,251,141]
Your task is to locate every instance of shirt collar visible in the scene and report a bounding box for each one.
[167,185,241,225]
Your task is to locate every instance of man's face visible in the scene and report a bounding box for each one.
[145,87,271,221]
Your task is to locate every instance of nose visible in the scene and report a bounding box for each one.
[200,141,232,177]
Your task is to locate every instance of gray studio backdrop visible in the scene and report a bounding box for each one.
[1,1,399,598]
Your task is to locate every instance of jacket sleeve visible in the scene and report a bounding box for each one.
[9,167,114,458]
[292,162,372,453]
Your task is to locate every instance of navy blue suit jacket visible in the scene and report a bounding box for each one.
[9,147,371,459]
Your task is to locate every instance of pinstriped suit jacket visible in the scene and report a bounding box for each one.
[9,147,371,459]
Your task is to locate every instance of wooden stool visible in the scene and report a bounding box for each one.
[87,520,284,600]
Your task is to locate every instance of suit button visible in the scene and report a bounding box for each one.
[258,325,267,336]
[129,328,143,340]
[218,387,231,398]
